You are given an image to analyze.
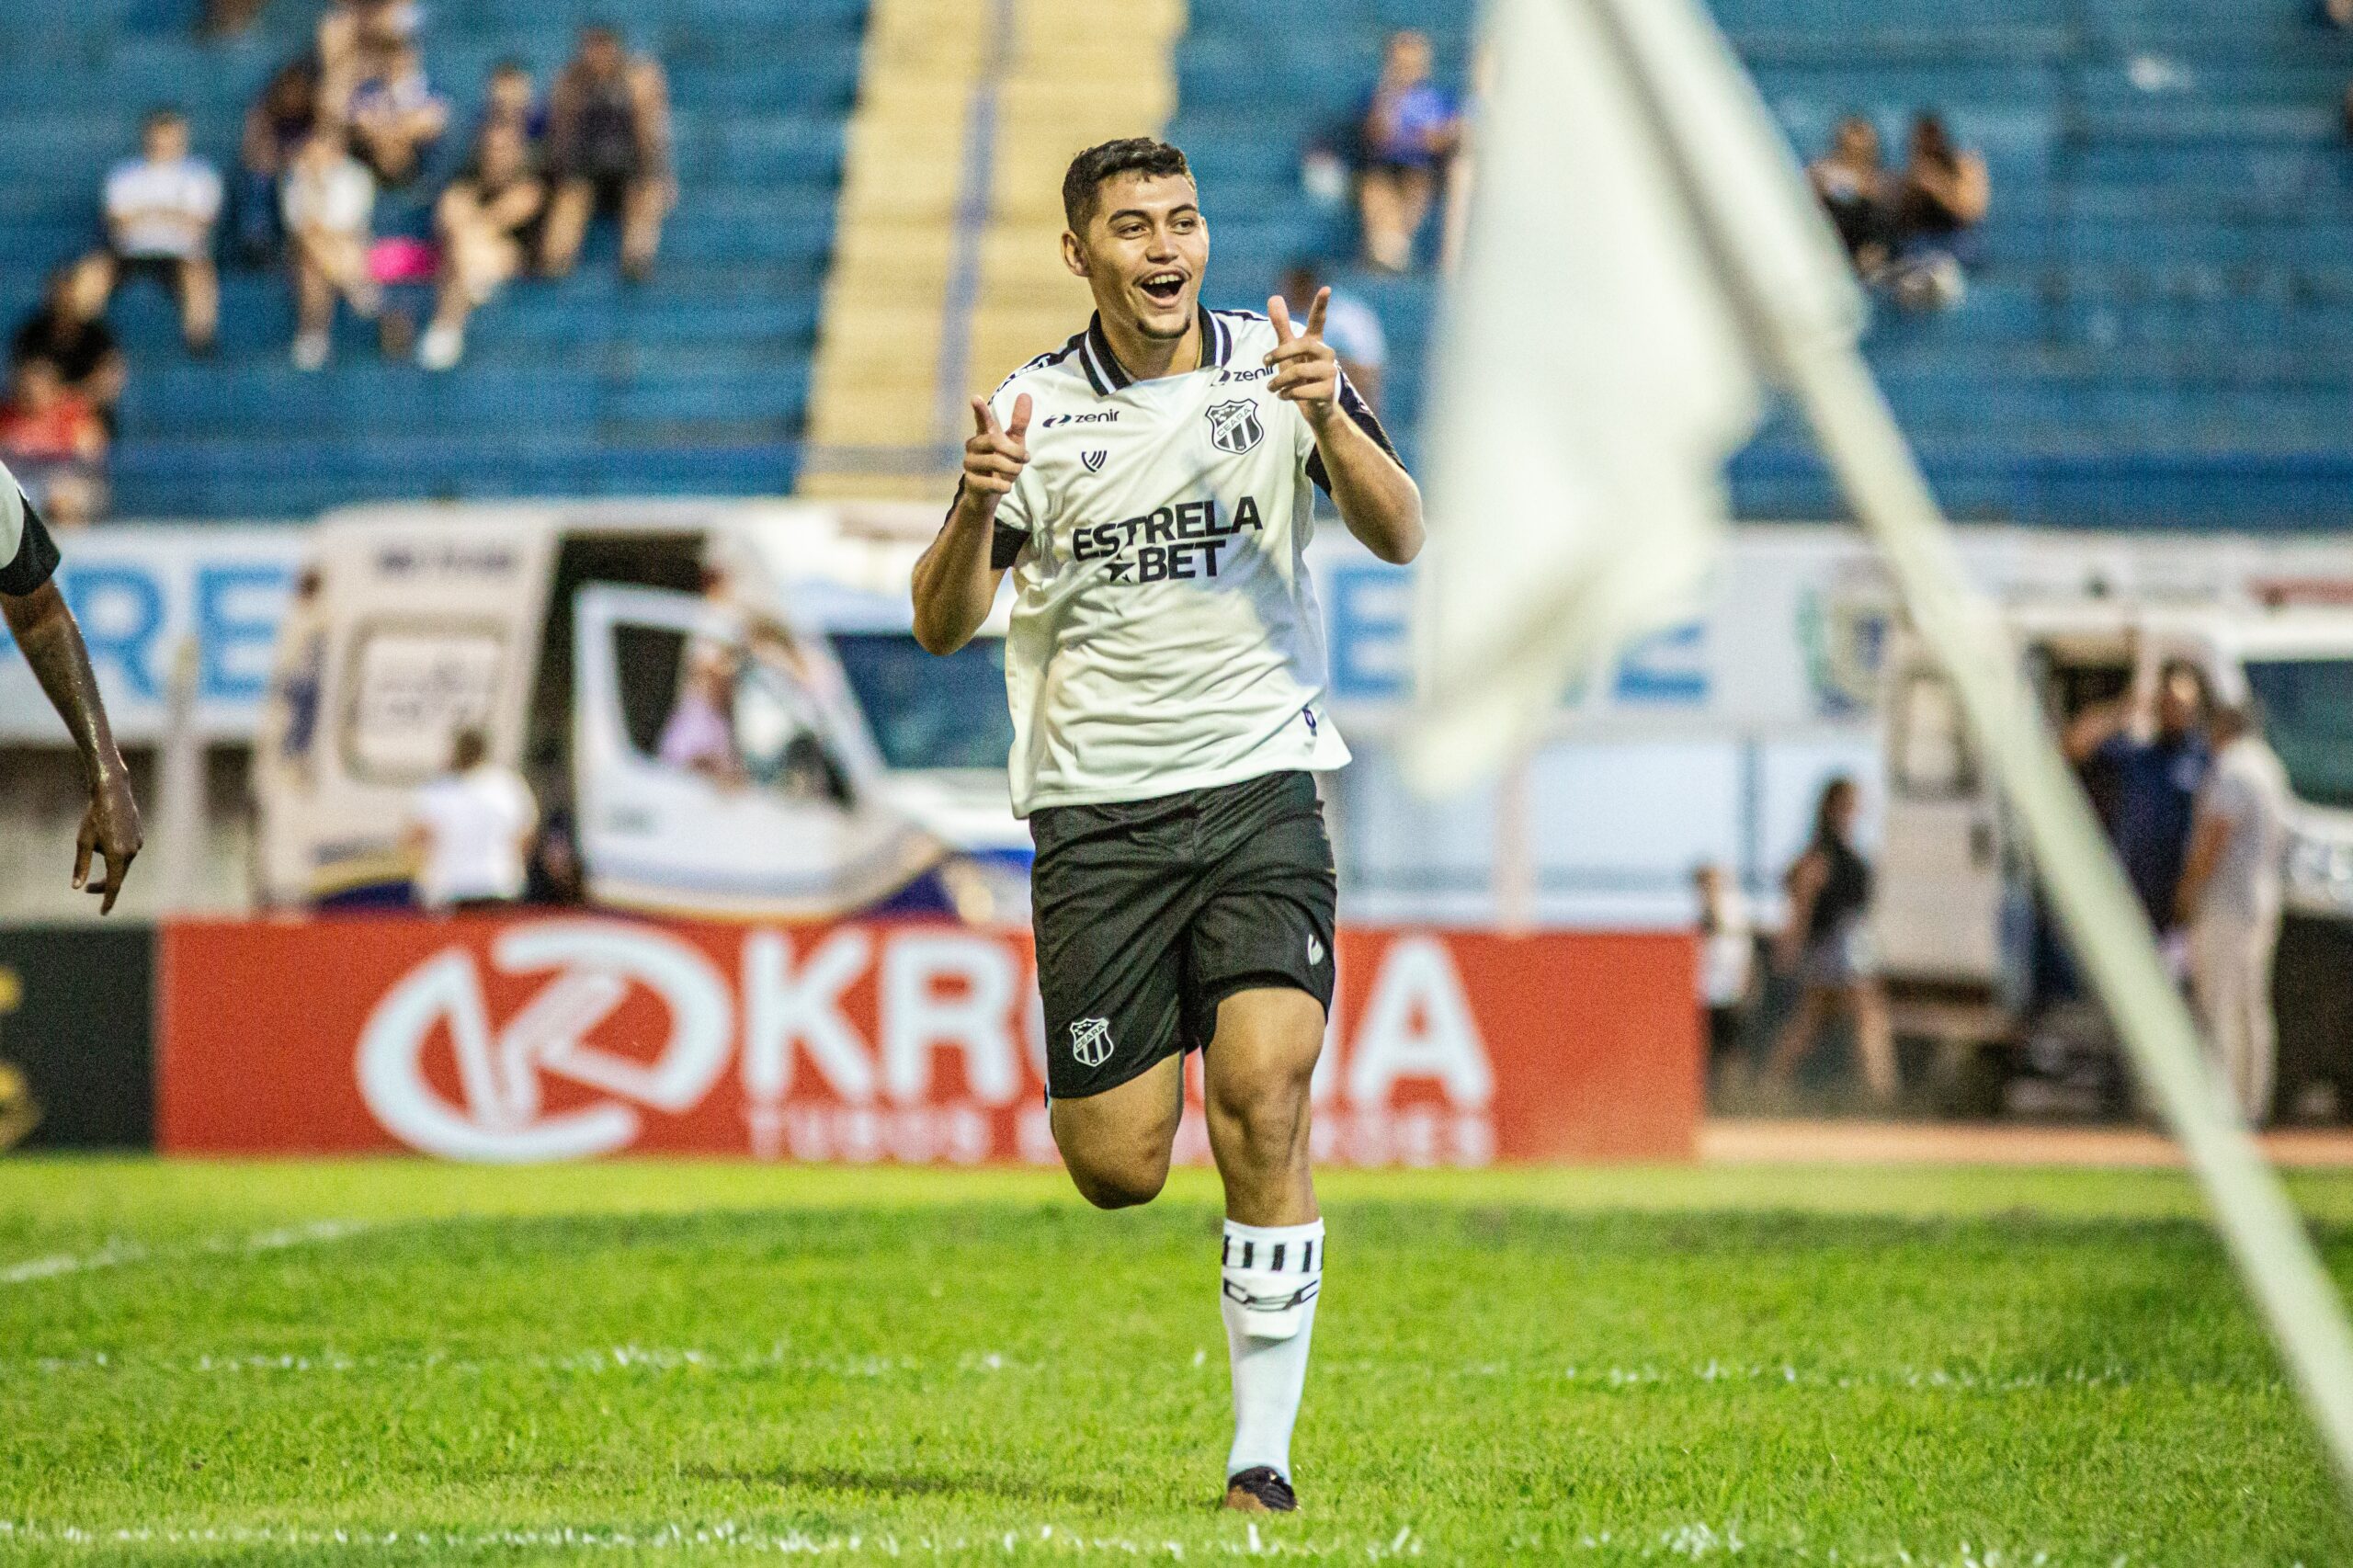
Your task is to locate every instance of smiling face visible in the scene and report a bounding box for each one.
[1063,171,1207,344]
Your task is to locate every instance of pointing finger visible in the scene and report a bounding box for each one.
[970,396,1002,438]
[1006,392,1033,440]
[1305,286,1329,340]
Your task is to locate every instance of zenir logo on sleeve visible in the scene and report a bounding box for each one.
[1206,399,1265,456]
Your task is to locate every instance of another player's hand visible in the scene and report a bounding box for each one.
[1266,290,1340,428]
[962,393,1032,504]
[75,766,142,915]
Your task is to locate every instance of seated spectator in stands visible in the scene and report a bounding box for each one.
[202,0,267,37]
[280,129,384,371]
[419,124,548,370]
[318,0,419,116]
[1355,30,1463,273]
[474,60,549,163]
[0,360,108,527]
[540,26,676,282]
[13,258,126,429]
[99,109,222,355]
[1283,260,1388,412]
[348,41,451,188]
[1807,116,1891,277]
[237,60,321,267]
[1885,113,1990,312]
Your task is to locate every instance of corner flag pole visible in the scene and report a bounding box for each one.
[1570,0,2353,1494]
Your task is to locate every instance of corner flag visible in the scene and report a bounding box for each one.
[1412,0,2353,1497]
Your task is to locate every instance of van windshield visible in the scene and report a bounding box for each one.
[2245,658,2353,811]
[830,632,1015,772]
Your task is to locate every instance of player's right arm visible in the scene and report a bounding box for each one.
[912,392,1031,656]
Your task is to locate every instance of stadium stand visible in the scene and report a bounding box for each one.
[0,0,862,517]
[1168,0,2353,528]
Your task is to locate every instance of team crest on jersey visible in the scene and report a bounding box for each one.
[1206,399,1264,456]
[1069,1017,1114,1068]
[1082,449,1108,473]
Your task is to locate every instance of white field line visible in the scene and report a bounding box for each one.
[0,1344,2154,1396]
[0,1218,372,1289]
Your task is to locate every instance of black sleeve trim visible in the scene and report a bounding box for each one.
[1305,375,1404,498]
[989,521,1028,571]
[0,491,60,597]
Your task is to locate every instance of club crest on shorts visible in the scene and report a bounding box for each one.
[1206,399,1264,456]
[1069,1017,1114,1068]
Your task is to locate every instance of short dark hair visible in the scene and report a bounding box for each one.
[1062,138,1193,233]
[144,108,186,134]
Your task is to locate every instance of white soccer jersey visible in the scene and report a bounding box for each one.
[979,306,1399,817]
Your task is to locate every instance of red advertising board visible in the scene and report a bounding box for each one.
[158,915,1697,1165]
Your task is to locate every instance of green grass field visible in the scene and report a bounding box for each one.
[6,1159,2353,1565]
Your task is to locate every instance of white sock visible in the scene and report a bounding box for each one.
[1220,1217,1324,1482]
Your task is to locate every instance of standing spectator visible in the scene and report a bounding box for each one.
[280,129,384,371]
[418,124,548,370]
[1885,113,1990,312]
[100,109,223,355]
[1282,261,1387,412]
[473,60,549,162]
[236,61,322,266]
[1354,30,1463,273]
[657,646,746,784]
[540,26,676,282]
[1764,777,1898,1107]
[1807,116,1891,277]
[348,41,451,188]
[1694,862,1756,1086]
[12,258,126,428]
[406,728,539,913]
[2177,704,2293,1126]
[0,360,108,527]
[2066,658,2211,947]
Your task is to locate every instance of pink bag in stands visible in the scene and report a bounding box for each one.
[368,238,439,285]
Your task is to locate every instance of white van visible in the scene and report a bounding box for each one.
[250,499,1029,924]
[1876,599,2353,1114]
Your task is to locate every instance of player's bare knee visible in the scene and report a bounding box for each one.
[1068,1148,1170,1210]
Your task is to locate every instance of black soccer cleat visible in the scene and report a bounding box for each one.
[1222,1466,1298,1514]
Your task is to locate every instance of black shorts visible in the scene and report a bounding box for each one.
[1029,769,1337,1101]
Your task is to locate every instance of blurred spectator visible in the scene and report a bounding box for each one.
[12,258,127,428]
[1283,261,1387,411]
[0,360,108,527]
[100,109,222,354]
[1807,116,1891,277]
[319,0,420,117]
[280,130,384,371]
[2177,703,2292,1127]
[658,645,746,784]
[201,0,267,37]
[540,26,676,283]
[405,727,539,913]
[419,124,549,371]
[237,60,322,266]
[1355,30,1463,273]
[2066,658,2211,944]
[348,41,451,187]
[1885,113,1989,312]
[474,60,549,162]
[1693,863,1756,1083]
[1764,777,1898,1107]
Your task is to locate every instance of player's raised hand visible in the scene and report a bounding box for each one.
[1265,290,1340,425]
[963,393,1032,500]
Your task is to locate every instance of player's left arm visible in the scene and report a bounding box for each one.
[1267,290,1423,566]
[1,499,142,913]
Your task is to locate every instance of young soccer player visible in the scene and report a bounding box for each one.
[910,138,1423,1513]
[0,459,142,910]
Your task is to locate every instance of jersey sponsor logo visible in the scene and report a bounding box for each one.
[1070,494,1267,585]
[1307,934,1325,967]
[1302,705,1319,735]
[1069,1017,1114,1068]
[1081,449,1108,473]
[1040,410,1120,428]
[1217,366,1273,384]
[1206,399,1265,456]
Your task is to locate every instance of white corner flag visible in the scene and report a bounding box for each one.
[1408,0,1859,793]
[1414,0,2353,1497]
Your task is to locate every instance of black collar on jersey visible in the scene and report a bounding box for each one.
[1079,305,1232,395]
